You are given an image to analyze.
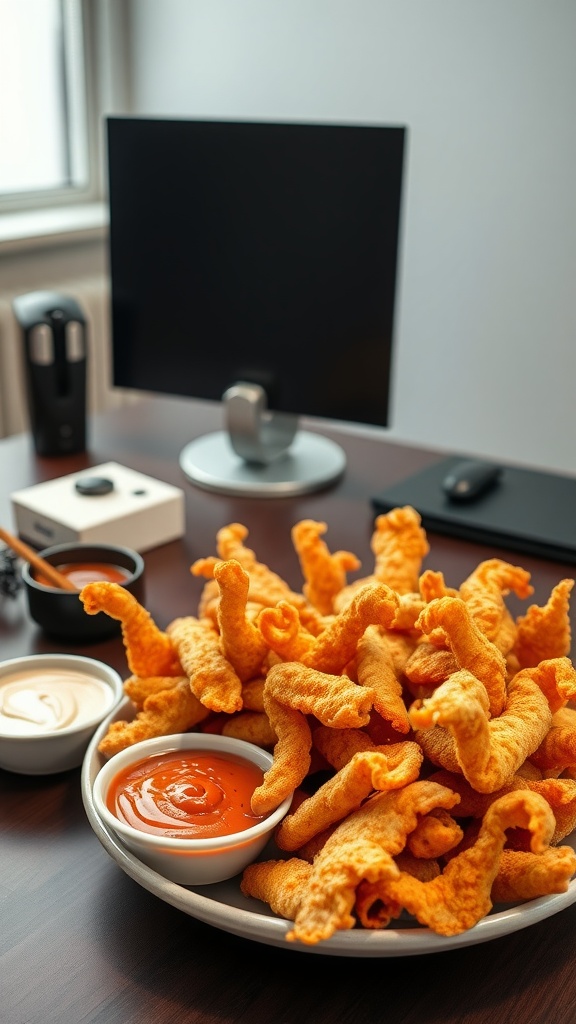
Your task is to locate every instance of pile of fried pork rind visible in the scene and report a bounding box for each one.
[80,507,576,946]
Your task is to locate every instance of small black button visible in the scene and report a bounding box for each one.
[75,476,115,496]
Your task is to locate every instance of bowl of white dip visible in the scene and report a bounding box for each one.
[0,653,123,774]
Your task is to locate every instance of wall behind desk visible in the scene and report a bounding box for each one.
[125,0,576,477]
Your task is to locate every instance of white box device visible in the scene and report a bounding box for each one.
[11,462,186,552]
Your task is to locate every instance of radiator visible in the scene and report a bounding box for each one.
[0,276,135,440]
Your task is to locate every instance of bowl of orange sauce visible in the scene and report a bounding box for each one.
[92,733,293,884]
[22,542,145,642]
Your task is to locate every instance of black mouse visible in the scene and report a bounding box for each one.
[442,460,502,502]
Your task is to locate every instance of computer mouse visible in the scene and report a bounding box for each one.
[442,459,502,503]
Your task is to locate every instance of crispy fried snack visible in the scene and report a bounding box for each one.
[353,790,556,936]
[98,677,210,757]
[221,710,277,747]
[428,769,576,846]
[513,579,574,669]
[250,693,312,815]
[313,720,422,766]
[405,808,464,859]
[394,850,442,881]
[264,662,374,730]
[419,569,458,603]
[491,846,576,903]
[355,851,443,928]
[403,640,458,687]
[370,506,430,595]
[214,559,269,681]
[285,780,459,945]
[334,506,430,611]
[192,522,305,610]
[415,596,507,717]
[381,630,419,675]
[312,724,384,768]
[394,592,429,631]
[354,624,411,733]
[80,582,182,678]
[302,582,400,675]
[85,512,576,941]
[458,558,533,651]
[257,601,316,662]
[240,858,313,920]
[166,615,243,714]
[276,745,424,852]
[528,722,576,775]
[409,668,552,793]
[122,673,180,708]
[241,676,265,712]
[520,656,576,714]
[291,519,361,615]
[511,778,576,846]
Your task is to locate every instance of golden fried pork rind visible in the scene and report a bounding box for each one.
[276,743,424,852]
[221,710,277,748]
[513,579,574,669]
[166,615,243,714]
[213,559,269,681]
[404,641,458,688]
[312,724,395,769]
[250,693,312,815]
[122,673,180,708]
[405,807,464,859]
[291,519,360,615]
[415,596,507,717]
[264,662,374,730]
[491,846,576,903]
[458,558,533,652]
[257,601,316,663]
[352,790,555,936]
[240,858,312,920]
[192,522,306,610]
[354,624,411,733]
[285,780,458,945]
[302,582,399,675]
[89,513,576,943]
[409,668,552,792]
[334,506,429,611]
[98,677,209,757]
[80,582,182,678]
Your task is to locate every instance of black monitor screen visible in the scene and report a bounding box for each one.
[107,116,406,428]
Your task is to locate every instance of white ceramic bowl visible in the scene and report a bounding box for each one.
[0,654,123,775]
[92,733,292,885]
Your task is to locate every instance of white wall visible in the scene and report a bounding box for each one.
[126,0,576,475]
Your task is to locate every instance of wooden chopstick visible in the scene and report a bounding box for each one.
[0,526,80,592]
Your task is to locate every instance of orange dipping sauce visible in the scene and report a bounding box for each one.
[35,562,130,589]
[106,750,268,839]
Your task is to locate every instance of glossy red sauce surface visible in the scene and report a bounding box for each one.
[35,562,130,588]
[106,751,267,839]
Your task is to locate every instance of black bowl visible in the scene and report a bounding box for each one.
[22,542,145,642]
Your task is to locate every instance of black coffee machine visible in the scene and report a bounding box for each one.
[12,291,88,456]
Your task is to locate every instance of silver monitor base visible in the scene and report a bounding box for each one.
[179,429,346,496]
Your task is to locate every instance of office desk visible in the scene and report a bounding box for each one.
[2,395,575,1024]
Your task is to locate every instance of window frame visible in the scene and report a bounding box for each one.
[0,0,130,223]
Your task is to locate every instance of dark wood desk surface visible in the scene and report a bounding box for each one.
[2,395,575,1024]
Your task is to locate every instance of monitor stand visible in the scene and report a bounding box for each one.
[179,383,346,497]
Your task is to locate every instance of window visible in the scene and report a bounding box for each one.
[0,0,100,214]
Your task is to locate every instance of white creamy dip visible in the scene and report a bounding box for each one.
[0,668,113,736]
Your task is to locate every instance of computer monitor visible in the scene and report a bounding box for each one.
[106,116,406,496]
